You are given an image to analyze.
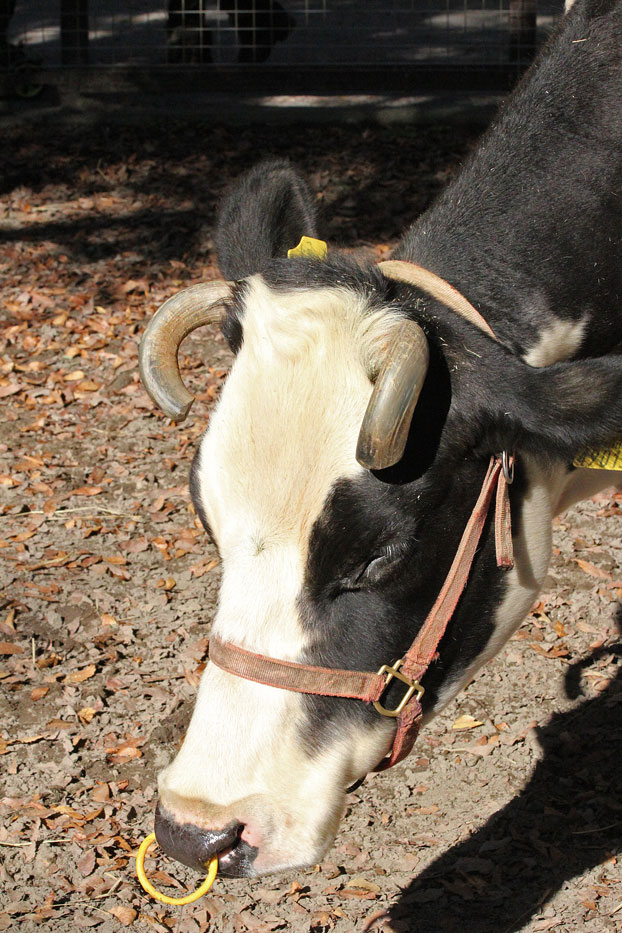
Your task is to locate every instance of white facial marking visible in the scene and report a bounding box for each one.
[159,277,401,872]
[522,316,586,367]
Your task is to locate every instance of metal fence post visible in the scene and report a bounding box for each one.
[61,0,89,65]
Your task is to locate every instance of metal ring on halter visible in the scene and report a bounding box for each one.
[502,451,515,485]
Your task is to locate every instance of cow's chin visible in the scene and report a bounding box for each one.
[218,834,336,878]
[216,840,260,877]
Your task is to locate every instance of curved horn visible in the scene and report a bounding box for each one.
[356,320,430,470]
[139,281,232,422]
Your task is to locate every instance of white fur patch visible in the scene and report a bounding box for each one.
[195,278,401,600]
[522,316,586,367]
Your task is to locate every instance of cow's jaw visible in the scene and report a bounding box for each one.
[157,277,397,874]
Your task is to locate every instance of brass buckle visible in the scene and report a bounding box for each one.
[372,659,424,718]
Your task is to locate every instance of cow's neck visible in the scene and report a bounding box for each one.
[394,8,620,359]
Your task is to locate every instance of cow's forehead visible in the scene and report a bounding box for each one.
[194,276,400,560]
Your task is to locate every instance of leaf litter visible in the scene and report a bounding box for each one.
[1,116,621,933]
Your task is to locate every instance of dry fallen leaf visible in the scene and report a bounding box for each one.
[75,380,101,392]
[77,847,96,877]
[0,383,22,397]
[346,876,382,894]
[452,714,484,730]
[30,686,49,701]
[77,706,97,724]
[531,643,571,659]
[108,906,137,926]
[573,558,611,580]
[340,887,379,900]
[65,663,97,684]
[190,558,219,578]
[0,642,24,655]
[91,782,110,802]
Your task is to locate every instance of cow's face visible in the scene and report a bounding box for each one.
[154,266,553,876]
[157,273,398,875]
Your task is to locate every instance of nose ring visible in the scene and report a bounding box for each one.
[136,832,218,905]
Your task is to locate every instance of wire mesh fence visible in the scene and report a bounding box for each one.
[6,0,562,70]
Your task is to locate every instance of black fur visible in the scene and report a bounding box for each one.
[215,159,318,280]
[396,0,622,357]
[299,459,509,734]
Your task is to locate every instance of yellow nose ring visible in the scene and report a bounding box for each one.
[136,832,218,905]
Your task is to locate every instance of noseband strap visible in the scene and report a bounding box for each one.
[209,638,387,703]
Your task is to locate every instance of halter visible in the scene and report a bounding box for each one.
[206,262,515,773]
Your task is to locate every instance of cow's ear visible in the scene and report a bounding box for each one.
[214,159,318,280]
[450,340,622,463]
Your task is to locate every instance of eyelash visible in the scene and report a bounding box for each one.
[345,542,410,591]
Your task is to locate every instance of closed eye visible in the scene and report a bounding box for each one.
[341,541,413,591]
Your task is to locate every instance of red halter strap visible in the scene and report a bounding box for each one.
[208,454,513,772]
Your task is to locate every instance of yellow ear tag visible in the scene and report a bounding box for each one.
[573,443,622,471]
[287,236,328,260]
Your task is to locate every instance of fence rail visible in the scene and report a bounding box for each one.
[3,1,563,95]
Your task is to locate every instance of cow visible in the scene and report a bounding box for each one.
[139,0,622,879]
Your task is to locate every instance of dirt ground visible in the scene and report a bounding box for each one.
[1,114,621,933]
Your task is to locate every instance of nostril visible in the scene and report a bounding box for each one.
[154,802,243,873]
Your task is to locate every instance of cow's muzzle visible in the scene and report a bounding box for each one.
[154,803,258,877]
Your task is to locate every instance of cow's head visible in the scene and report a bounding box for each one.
[140,161,622,877]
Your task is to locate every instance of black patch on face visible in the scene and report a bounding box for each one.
[298,456,518,754]
[221,280,247,355]
[189,446,216,545]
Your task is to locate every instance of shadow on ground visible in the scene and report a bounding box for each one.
[0,118,482,274]
[387,607,622,933]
